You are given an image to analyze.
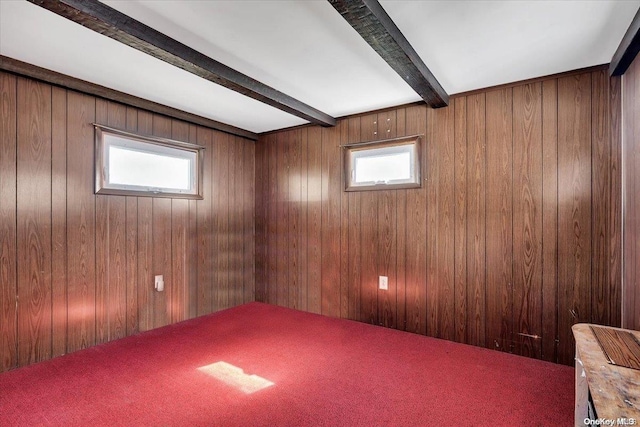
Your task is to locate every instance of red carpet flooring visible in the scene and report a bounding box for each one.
[0,302,574,426]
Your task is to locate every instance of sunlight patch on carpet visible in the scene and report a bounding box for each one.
[197,362,274,394]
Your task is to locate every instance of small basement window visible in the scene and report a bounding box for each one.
[95,125,204,199]
[344,135,421,191]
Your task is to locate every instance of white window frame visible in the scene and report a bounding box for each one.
[94,124,204,199]
[343,135,422,191]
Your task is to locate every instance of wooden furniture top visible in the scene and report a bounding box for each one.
[573,323,640,421]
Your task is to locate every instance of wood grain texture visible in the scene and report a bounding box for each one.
[298,128,309,312]
[255,67,620,365]
[17,78,52,366]
[404,106,427,335]
[557,73,592,365]
[136,112,153,332]
[1,71,256,373]
[0,73,18,371]
[66,90,96,353]
[466,93,486,347]
[453,97,468,343]
[171,120,190,322]
[276,131,289,307]
[213,132,230,311]
[346,117,362,321]
[243,137,256,304]
[196,127,213,315]
[307,127,322,314]
[125,108,139,334]
[512,83,543,358]
[51,87,67,357]
[395,109,407,332]
[377,111,397,329]
[485,88,513,352]
[541,79,559,362]
[608,75,622,329]
[266,133,278,306]
[622,54,640,330]
[359,114,379,325]
[321,124,341,318]
[151,116,172,329]
[254,137,266,303]
[426,104,456,340]
[288,130,302,310]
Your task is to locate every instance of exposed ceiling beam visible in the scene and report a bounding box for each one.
[0,55,258,140]
[27,0,337,127]
[610,7,640,76]
[329,0,448,108]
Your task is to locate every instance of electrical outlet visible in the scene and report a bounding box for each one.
[155,275,164,292]
[379,276,388,290]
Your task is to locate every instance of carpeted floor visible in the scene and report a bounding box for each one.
[0,302,574,426]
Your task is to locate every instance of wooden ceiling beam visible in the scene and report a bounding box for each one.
[329,0,449,108]
[28,0,337,127]
[610,7,640,76]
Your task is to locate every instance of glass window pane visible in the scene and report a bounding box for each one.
[109,146,192,190]
[354,151,411,183]
[95,125,203,199]
[344,136,421,191]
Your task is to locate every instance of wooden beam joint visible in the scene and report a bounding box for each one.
[330,0,449,108]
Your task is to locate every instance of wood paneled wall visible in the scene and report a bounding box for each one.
[623,55,640,330]
[0,71,255,373]
[255,67,621,365]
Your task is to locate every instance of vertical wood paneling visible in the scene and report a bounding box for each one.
[608,75,621,329]
[213,132,230,311]
[107,102,127,341]
[405,106,427,335]
[377,111,397,328]
[256,67,619,365]
[136,112,153,332]
[289,130,301,309]
[298,128,309,311]
[512,84,543,358]
[359,114,379,325]
[276,131,289,307]
[453,97,468,343]
[255,137,266,303]
[622,55,640,330]
[1,71,256,373]
[0,73,18,371]
[466,93,486,347]
[66,90,95,352]
[196,126,213,315]
[17,78,52,365]
[125,107,139,335]
[151,115,172,329]
[243,137,255,304]
[541,79,559,362]
[229,136,245,307]
[395,109,407,332]
[171,120,190,322]
[266,132,278,305]
[321,124,341,318]
[307,127,322,314]
[427,103,456,340]
[485,88,513,352]
[347,117,361,321]
[557,74,592,365]
[51,86,67,357]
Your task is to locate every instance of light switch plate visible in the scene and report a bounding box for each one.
[379,276,388,290]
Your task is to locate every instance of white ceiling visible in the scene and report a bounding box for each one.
[1,0,638,134]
